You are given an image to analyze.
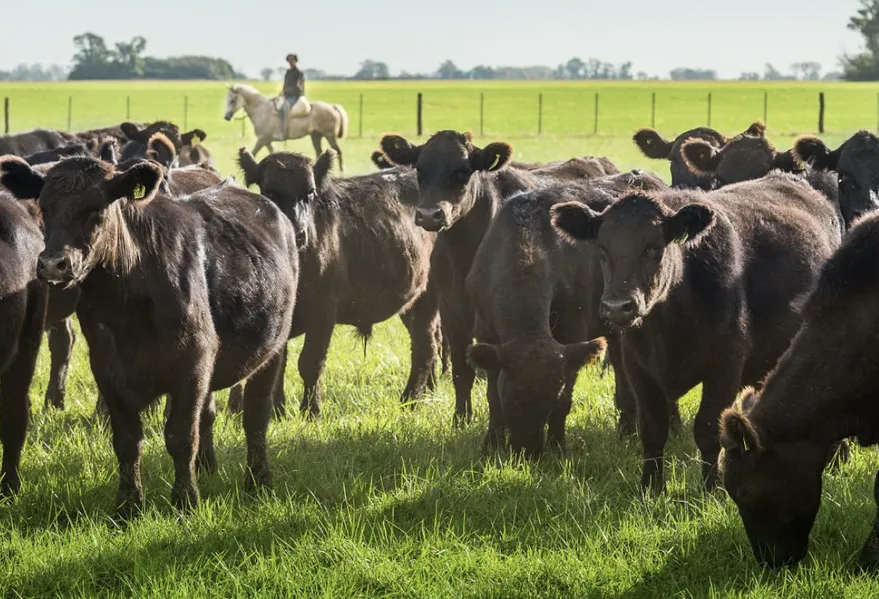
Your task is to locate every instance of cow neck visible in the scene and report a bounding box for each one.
[439,171,502,269]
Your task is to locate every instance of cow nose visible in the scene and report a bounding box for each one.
[601,298,636,322]
[38,255,69,283]
[415,207,444,230]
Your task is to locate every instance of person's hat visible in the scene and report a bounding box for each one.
[286,54,298,62]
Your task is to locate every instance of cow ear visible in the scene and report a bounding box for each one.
[745,121,766,137]
[380,134,421,166]
[664,203,715,246]
[181,129,207,147]
[147,133,177,169]
[314,150,335,191]
[719,406,763,452]
[772,149,803,173]
[371,151,393,170]
[120,121,141,140]
[793,136,841,171]
[471,142,513,172]
[563,338,607,374]
[0,155,45,200]
[99,139,118,164]
[681,139,722,175]
[633,128,673,160]
[105,160,163,204]
[551,201,603,243]
[467,343,502,371]
[237,147,260,188]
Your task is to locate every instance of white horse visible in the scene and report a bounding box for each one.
[224,84,349,170]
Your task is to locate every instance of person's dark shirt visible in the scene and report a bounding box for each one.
[283,67,305,97]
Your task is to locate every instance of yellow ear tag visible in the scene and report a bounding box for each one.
[674,232,689,245]
[742,438,750,452]
[488,154,501,170]
[132,184,147,200]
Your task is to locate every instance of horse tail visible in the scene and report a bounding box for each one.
[333,104,349,140]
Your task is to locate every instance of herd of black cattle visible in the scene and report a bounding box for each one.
[0,118,877,569]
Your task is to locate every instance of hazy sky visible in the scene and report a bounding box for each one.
[0,0,865,78]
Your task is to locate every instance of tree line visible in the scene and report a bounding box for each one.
[66,33,244,80]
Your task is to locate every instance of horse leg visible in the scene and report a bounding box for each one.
[252,140,266,156]
[326,135,344,172]
[266,142,276,153]
[310,132,323,158]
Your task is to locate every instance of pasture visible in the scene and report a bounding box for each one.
[1,79,878,598]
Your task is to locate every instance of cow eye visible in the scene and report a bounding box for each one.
[306,189,316,200]
[453,170,471,185]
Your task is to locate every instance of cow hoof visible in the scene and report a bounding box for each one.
[171,485,200,510]
[0,475,21,498]
[245,469,272,494]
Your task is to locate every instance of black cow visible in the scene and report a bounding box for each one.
[633,122,764,189]
[380,130,619,427]
[552,173,841,493]
[720,211,879,568]
[237,148,440,415]
[0,155,299,515]
[0,129,69,157]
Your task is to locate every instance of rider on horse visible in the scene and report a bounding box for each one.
[279,54,305,137]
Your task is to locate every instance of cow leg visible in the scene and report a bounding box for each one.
[228,383,244,413]
[326,135,344,172]
[607,338,636,437]
[447,321,475,426]
[45,317,75,410]
[859,470,879,570]
[298,311,336,418]
[272,343,288,417]
[165,371,210,509]
[400,291,440,406]
[483,369,506,451]
[0,288,44,495]
[547,382,574,455]
[196,393,218,475]
[105,392,145,517]
[243,351,283,491]
[628,364,669,495]
[697,364,743,491]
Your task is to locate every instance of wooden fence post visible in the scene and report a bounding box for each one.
[3,98,8,134]
[818,92,825,134]
[417,92,423,137]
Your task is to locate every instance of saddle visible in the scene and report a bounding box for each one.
[272,95,312,118]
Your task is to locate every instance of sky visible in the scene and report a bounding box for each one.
[0,0,866,79]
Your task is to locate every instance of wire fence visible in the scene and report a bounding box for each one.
[2,86,876,140]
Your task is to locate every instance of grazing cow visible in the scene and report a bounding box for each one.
[633,122,764,189]
[793,130,879,229]
[0,184,48,495]
[551,173,840,493]
[0,129,69,157]
[237,148,440,415]
[0,155,299,515]
[467,170,666,454]
[380,129,619,426]
[719,212,879,568]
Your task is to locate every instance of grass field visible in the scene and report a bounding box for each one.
[1,80,879,598]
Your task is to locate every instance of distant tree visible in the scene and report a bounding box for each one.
[353,60,390,80]
[669,67,717,80]
[303,68,327,80]
[739,71,761,80]
[468,65,496,79]
[843,0,879,80]
[114,36,147,77]
[260,67,274,81]
[0,63,69,81]
[791,62,822,80]
[763,63,788,80]
[636,71,649,80]
[435,60,464,79]
[565,57,584,79]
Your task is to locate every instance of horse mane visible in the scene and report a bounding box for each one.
[231,83,262,97]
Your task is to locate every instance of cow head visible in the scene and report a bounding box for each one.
[682,130,801,188]
[719,390,827,568]
[633,126,728,189]
[551,194,715,328]
[238,147,328,248]
[796,131,877,227]
[119,121,182,162]
[468,338,606,456]
[380,131,512,232]
[0,156,162,285]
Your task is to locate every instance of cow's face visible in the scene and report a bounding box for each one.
[551,195,715,328]
[720,403,826,568]
[468,338,605,456]
[238,148,331,249]
[682,135,800,189]
[381,131,512,232]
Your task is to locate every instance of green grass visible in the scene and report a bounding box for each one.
[0,80,878,597]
